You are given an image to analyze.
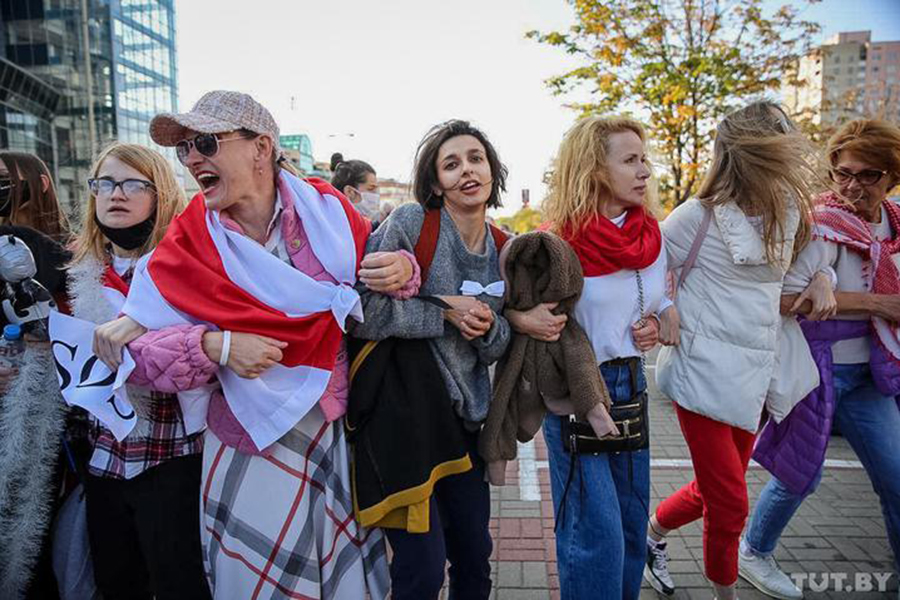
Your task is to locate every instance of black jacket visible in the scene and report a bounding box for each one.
[346,335,472,533]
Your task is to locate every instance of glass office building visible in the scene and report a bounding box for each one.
[0,0,178,212]
[280,133,315,175]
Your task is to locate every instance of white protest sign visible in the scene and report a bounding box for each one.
[49,311,138,441]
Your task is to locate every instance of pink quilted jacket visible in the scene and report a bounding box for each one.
[127,194,421,456]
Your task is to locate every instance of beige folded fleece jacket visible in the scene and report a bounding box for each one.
[479,231,611,485]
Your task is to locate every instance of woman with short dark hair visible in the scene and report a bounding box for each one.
[352,119,511,599]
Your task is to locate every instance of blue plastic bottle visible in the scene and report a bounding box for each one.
[0,323,25,371]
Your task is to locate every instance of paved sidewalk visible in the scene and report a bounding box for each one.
[481,362,898,599]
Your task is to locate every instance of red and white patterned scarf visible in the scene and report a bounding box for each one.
[813,191,900,361]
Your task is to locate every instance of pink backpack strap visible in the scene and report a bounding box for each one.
[676,207,712,289]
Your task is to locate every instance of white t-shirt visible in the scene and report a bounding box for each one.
[574,211,672,364]
[111,254,137,277]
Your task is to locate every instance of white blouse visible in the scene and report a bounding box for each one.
[574,212,672,365]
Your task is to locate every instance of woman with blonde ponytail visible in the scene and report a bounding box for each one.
[644,101,821,600]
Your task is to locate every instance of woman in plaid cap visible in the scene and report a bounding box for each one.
[97,90,419,599]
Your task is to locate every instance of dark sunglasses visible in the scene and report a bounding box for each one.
[88,178,156,198]
[175,132,245,165]
[829,168,887,187]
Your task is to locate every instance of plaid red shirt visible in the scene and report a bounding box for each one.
[88,390,202,480]
[86,257,203,479]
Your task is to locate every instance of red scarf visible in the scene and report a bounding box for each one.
[102,264,131,297]
[561,206,662,277]
[812,191,900,364]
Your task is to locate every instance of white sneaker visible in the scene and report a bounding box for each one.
[738,550,802,600]
[644,538,675,596]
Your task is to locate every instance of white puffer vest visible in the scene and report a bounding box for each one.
[656,198,818,432]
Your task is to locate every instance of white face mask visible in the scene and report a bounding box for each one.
[354,189,381,218]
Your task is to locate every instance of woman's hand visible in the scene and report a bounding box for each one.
[658,305,680,347]
[505,303,567,342]
[441,296,494,341]
[586,403,620,438]
[202,332,288,379]
[632,317,659,352]
[871,294,900,323]
[93,316,147,370]
[0,364,18,395]
[790,270,837,320]
[359,252,413,292]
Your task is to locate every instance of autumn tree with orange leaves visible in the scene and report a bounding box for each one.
[528,0,821,208]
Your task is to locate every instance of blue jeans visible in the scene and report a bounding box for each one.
[543,361,651,600]
[746,364,900,570]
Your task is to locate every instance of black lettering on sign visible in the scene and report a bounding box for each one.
[51,341,135,421]
[51,340,77,390]
[107,395,136,420]
[76,355,117,389]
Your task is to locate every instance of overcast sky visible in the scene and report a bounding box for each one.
[176,0,900,217]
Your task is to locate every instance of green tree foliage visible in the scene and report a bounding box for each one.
[497,207,544,233]
[528,0,821,207]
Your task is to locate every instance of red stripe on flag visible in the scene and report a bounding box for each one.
[148,193,341,370]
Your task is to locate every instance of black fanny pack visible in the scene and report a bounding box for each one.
[561,357,649,455]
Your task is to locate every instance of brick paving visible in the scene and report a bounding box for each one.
[474,358,899,600]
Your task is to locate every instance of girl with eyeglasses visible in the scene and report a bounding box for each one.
[743,119,900,599]
[66,143,213,600]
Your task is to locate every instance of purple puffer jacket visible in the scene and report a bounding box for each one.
[753,318,900,495]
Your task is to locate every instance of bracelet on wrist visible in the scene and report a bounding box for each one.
[219,330,232,368]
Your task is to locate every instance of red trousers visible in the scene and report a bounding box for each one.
[655,403,756,586]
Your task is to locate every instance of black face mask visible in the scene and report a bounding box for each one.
[0,193,11,219]
[94,213,156,251]
[0,179,26,218]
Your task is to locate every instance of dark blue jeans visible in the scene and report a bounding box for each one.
[385,432,492,600]
[544,360,651,600]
